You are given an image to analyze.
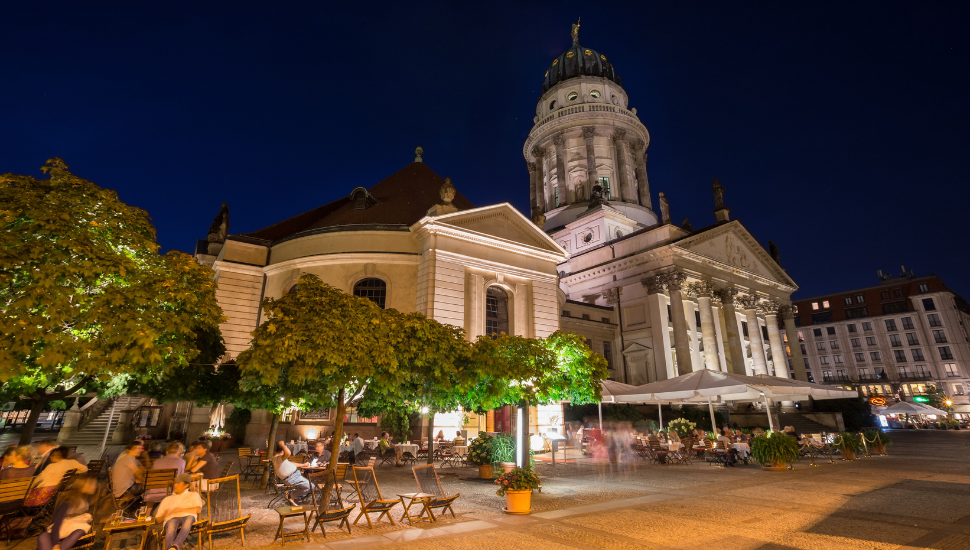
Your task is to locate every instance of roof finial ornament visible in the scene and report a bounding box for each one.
[440,177,456,205]
[571,17,581,46]
[414,146,424,163]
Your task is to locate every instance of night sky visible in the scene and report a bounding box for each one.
[3,2,968,298]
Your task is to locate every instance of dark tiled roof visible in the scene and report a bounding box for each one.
[242,162,475,243]
[543,42,621,93]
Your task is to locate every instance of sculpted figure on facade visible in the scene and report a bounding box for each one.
[681,217,693,231]
[587,184,608,209]
[769,240,781,265]
[658,192,670,225]
[712,177,725,210]
[601,287,621,305]
[571,17,581,45]
[207,202,230,244]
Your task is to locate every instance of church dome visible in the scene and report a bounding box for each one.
[542,41,621,93]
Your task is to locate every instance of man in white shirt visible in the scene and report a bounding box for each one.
[155,473,203,550]
[272,441,311,506]
[112,442,145,497]
[351,433,364,457]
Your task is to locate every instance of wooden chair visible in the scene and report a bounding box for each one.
[85,459,106,479]
[220,461,235,478]
[306,471,353,537]
[142,468,179,503]
[350,467,399,528]
[377,449,396,467]
[411,464,459,519]
[205,475,250,548]
[0,476,35,541]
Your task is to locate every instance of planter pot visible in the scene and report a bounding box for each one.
[841,449,856,460]
[478,464,494,479]
[503,489,532,514]
[499,462,516,473]
[759,463,788,471]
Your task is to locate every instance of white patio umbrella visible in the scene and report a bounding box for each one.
[877,401,948,416]
[209,403,226,431]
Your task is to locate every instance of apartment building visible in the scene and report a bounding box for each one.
[792,270,970,415]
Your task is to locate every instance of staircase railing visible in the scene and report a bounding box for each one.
[77,397,111,431]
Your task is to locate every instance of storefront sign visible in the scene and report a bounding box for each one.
[869,397,887,406]
[912,396,930,403]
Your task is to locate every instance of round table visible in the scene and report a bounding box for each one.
[453,445,468,456]
[286,442,307,454]
[398,444,419,456]
[363,440,378,450]
[732,442,750,456]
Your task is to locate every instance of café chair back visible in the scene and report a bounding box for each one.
[205,475,250,548]
[307,471,353,537]
[350,467,399,528]
[412,465,459,518]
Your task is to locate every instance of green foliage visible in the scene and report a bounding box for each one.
[48,400,67,411]
[494,467,540,496]
[127,357,236,405]
[667,418,696,438]
[380,408,411,442]
[227,407,251,427]
[921,384,952,412]
[466,433,494,466]
[834,431,863,453]
[633,419,658,433]
[490,433,516,463]
[750,432,800,467]
[811,397,874,431]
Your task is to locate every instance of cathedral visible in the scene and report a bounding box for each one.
[192,24,806,442]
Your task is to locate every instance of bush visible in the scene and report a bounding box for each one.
[633,419,658,433]
[494,467,540,496]
[490,434,515,463]
[750,432,800,467]
[380,409,411,442]
[669,406,724,430]
[834,431,863,453]
[564,403,643,423]
[667,418,696,438]
[467,433,494,466]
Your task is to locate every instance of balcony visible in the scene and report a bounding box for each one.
[898,373,934,382]
[820,377,851,385]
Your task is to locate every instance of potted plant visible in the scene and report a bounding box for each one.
[491,434,516,473]
[467,433,495,479]
[667,418,696,439]
[495,467,540,514]
[875,431,892,455]
[221,433,233,449]
[750,431,800,471]
[834,431,862,460]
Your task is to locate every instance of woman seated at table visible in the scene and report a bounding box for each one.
[28,447,88,507]
[668,430,681,443]
[1,446,34,480]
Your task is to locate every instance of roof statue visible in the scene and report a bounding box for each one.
[440,177,456,205]
[712,178,725,210]
[571,17,581,46]
[414,146,424,163]
[587,183,608,209]
[207,202,230,244]
[681,217,693,232]
[769,240,781,265]
[659,192,670,225]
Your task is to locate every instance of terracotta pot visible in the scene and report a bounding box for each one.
[503,489,532,514]
[761,464,788,471]
[500,462,516,473]
[842,449,856,460]
[478,464,494,479]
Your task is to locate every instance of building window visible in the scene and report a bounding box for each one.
[911,348,925,361]
[893,350,907,362]
[851,338,860,348]
[889,334,902,347]
[874,367,887,379]
[866,336,877,346]
[602,317,610,323]
[922,298,936,311]
[854,352,866,362]
[822,370,833,382]
[742,321,749,338]
[847,324,857,333]
[816,342,826,351]
[862,322,873,331]
[344,405,378,424]
[834,354,844,364]
[485,286,510,337]
[898,365,909,377]
[870,351,881,361]
[918,283,929,293]
[906,333,919,346]
[901,317,914,330]
[826,326,835,335]
[933,330,947,344]
[844,296,853,305]
[939,346,954,360]
[955,384,965,396]
[562,310,571,317]
[819,356,830,365]
[603,341,614,370]
[811,302,819,310]
[695,311,701,328]
[880,290,890,300]
[915,365,931,377]
[555,187,559,207]
[830,340,840,350]
[598,177,611,199]
[856,294,865,304]
[885,319,898,332]
[813,328,823,337]
[928,314,942,327]
[800,344,807,354]
[845,306,868,319]
[353,278,387,308]
[822,300,830,309]
[582,313,590,320]
[944,363,959,378]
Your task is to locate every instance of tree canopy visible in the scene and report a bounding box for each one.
[0,158,225,443]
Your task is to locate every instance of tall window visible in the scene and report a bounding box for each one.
[906,333,919,346]
[889,334,902,347]
[834,354,844,364]
[854,353,866,362]
[918,283,929,293]
[598,177,611,199]
[862,322,873,331]
[885,319,897,332]
[866,336,877,346]
[902,317,914,330]
[826,326,836,335]
[830,340,840,350]
[893,350,907,362]
[554,187,560,207]
[813,328,823,337]
[922,298,936,311]
[485,287,510,337]
[939,346,954,360]
[847,324,857,333]
[870,351,881,361]
[856,294,865,304]
[353,278,387,308]
[911,349,925,361]
[816,342,826,351]
[928,314,942,327]
[933,330,947,344]
[742,322,749,338]
[851,338,860,348]
[844,296,853,305]
[944,364,959,378]
[603,341,614,370]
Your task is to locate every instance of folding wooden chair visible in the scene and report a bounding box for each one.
[350,467,399,528]
[411,464,459,519]
[0,476,34,541]
[401,452,417,466]
[377,449,396,467]
[307,471,353,537]
[142,468,178,503]
[205,475,250,548]
[220,461,235,478]
[85,459,106,480]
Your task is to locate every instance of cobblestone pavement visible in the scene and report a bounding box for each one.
[219,429,970,550]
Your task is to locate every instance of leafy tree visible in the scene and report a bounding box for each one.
[922,384,952,412]
[0,159,224,444]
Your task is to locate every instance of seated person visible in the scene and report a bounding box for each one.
[112,441,146,498]
[646,431,660,444]
[668,430,681,443]
[734,429,749,442]
[30,440,58,475]
[453,431,465,446]
[144,442,186,502]
[272,441,311,506]
[37,475,97,550]
[1,446,35,480]
[351,433,364,459]
[1,446,16,469]
[185,441,219,481]
[308,441,331,467]
[147,442,165,460]
[155,473,203,550]
[378,432,403,466]
[31,446,88,506]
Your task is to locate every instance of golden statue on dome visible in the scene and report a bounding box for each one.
[571,17,581,45]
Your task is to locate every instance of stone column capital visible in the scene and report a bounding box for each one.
[632,138,646,151]
[641,275,665,295]
[611,128,627,142]
[532,146,545,158]
[685,280,715,298]
[778,304,796,320]
[582,126,597,140]
[552,132,566,146]
[761,299,781,316]
[660,270,687,291]
[736,294,761,311]
[601,287,622,305]
[715,287,739,304]
[526,161,536,173]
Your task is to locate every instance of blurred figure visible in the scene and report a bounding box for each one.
[1,447,34,480]
[28,447,88,506]
[37,475,97,550]
[112,442,146,497]
[31,440,58,474]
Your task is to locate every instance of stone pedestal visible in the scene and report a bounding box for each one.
[57,410,82,444]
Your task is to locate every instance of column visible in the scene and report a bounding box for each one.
[527,161,536,218]
[582,126,598,195]
[612,129,634,204]
[601,287,627,382]
[717,287,747,375]
[552,133,568,208]
[531,147,546,213]
[643,275,674,381]
[739,295,769,375]
[763,300,789,379]
[693,281,720,371]
[780,305,809,382]
[633,139,652,209]
[663,271,693,376]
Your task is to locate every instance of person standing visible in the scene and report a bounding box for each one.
[155,474,203,550]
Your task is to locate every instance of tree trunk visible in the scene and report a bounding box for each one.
[261,412,280,489]
[328,388,346,471]
[19,397,49,446]
[426,411,435,465]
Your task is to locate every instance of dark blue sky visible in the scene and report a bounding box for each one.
[3,2,968,298]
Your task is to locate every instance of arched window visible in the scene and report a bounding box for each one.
[353,278,387,308]
[286,284,299,295]
[486,287,510,337]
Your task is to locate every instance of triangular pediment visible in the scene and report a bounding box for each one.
[622,342,652,355]
[420,203,565,254]
[675,221,796,288]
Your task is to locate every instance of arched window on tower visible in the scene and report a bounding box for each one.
[353,278,387,308]
[485,287,510,338]
[286,283,299,295]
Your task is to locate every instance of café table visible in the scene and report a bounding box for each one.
[103,516,155,550]
[397,492,436,525]
[732,442,751,456]
[363,440,378,450]
[398,444,419,457]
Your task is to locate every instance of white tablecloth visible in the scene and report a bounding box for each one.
[453,446,468,456]
[661,442,683,451]
[338,445,354,454]
[286,442,307,454]
[398,444,418,456]
[363,440,378,450]
[733,443,750,455]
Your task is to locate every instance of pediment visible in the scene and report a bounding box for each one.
[622,342,652,355]
[425,203,564,254]
[675,222,796,288]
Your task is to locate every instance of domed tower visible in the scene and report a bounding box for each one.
[524,21,657,235]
